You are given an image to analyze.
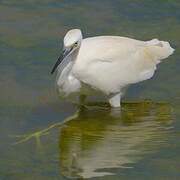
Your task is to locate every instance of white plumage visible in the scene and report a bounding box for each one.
[52,29,174,107]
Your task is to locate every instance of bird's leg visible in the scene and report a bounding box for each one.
[77,94,89,109]
[108,92,121,108]
[79,94,87,104]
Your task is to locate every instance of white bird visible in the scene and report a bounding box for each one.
[51,29,174,107]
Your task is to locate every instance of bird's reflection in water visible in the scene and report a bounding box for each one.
[59,101,172,179]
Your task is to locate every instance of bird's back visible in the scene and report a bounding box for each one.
[77,36,146,62]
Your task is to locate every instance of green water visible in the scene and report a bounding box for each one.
[0,0,179,179]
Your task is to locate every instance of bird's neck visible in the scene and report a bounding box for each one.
[56,48,79,82]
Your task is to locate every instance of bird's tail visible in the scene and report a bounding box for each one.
[146,39,175,63]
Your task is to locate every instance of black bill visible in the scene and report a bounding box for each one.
[51,47,73,74]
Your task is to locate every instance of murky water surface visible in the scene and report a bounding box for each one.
[0,0,179,179]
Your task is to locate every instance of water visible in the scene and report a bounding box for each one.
[0,0,179,179]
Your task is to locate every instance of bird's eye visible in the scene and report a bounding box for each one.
[74,42,78,46]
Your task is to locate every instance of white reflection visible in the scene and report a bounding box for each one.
[59,102,172,178]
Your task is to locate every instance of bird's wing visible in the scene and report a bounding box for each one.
[73,36,174,94]
[80,36,173,63]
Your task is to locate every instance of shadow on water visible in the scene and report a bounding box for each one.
[58,101,172,179]
[13,101,173,179]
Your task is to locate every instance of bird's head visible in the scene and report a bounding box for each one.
[51,29,82,74]
[63,29,82,48]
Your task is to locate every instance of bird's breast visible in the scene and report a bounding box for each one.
[56,72,81,96]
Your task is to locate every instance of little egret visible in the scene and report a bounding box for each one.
[51,29,174,107]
